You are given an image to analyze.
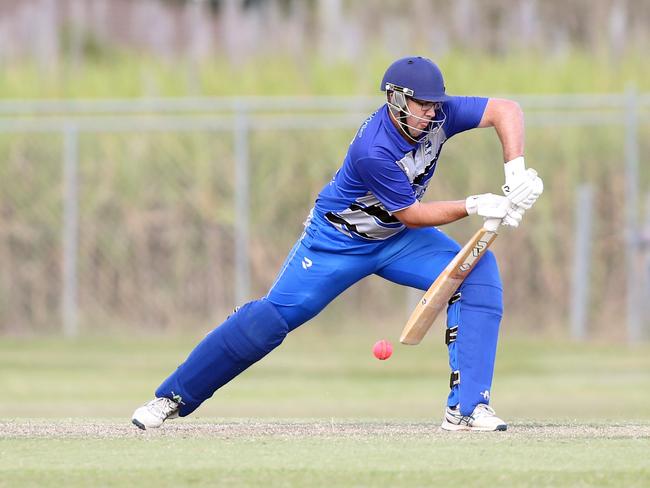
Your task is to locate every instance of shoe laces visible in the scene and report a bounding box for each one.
[149,397,179,419]
[473,404,496,418]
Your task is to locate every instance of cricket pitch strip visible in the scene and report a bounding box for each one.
[2,419,649,439]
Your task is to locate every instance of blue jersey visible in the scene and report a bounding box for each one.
[305,96,488,250]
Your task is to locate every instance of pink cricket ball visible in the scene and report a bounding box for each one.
[372,339,393,360]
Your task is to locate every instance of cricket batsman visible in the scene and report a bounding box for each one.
[132,56,543,432]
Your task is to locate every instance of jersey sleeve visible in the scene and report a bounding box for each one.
[443,96,489,138]
[355,157,416,212]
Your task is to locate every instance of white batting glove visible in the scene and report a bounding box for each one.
[502,157,544,209]
[503,204,525,227]
[466,193,522,228]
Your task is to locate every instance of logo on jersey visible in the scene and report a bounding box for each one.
[356,111,377,139]
[301,257,313,269]
[424,139,433,157]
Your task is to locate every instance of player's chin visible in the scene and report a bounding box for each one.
[410,127,426,137]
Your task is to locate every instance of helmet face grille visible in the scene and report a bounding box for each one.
[386,95,447,144]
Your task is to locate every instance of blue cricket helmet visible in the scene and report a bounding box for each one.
[380,56,450,102]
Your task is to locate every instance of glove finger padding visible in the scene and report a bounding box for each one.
[525,169,544,198]
[503,171,543,208]
[501,215,519,227]
[503,181,535,206]
[517,178,543,209]
[502,205,525,227]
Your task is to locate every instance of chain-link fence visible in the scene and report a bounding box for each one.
[1,94,649,340]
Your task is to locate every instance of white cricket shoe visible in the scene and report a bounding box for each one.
[131,397,180,430]
[440,403,507,432]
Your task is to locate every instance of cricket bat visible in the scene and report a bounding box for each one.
[400,218,501,345]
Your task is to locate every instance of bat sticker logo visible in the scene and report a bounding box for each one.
[472,240,488,257]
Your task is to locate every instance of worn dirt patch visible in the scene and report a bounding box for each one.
[2,419,649,440]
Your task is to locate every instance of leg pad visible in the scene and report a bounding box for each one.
[156,299,289,416]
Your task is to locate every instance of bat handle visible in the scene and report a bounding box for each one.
[483,218,501,232]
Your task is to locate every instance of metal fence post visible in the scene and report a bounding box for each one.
[643,192,650,331]
[234,105,250,306]
[624,84,641,343]
[62,123,79,338]
[570,184,593,341]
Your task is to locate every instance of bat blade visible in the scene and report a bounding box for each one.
[400,225,499,345]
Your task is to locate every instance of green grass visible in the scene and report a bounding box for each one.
[1,49,648,98]
[1,329,650,420]
[2,429,649,487]
[1,332,650,486]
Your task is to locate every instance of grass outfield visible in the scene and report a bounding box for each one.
[1,420,649,487]
[1,330,650,486]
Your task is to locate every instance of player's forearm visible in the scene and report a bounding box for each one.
[479,98,525,162]
[393,200,467,228]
